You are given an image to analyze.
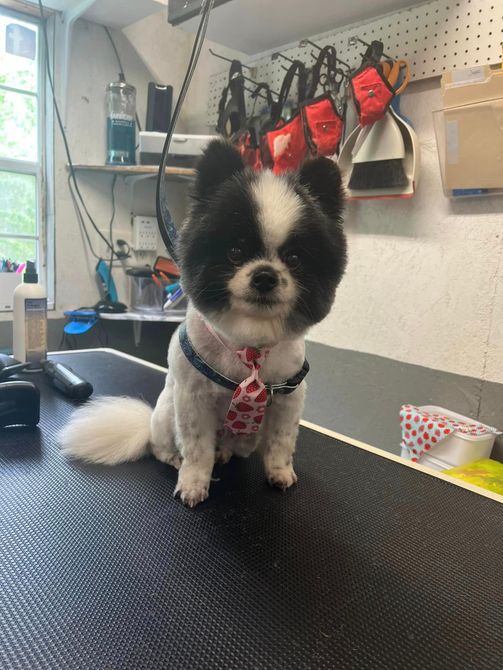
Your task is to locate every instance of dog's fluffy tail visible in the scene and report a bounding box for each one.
[59,396,152,465]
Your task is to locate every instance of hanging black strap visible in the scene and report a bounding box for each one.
[247,83,274,146]
[307,45,340,99]
[270,60,307,126]
[216,60,247,138]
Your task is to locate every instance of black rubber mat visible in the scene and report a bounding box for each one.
[1,350,502,670]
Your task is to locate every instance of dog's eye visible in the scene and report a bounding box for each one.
[228,247,244,265]
[284,252,300,270]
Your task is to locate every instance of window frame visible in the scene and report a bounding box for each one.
[0,5,53,310]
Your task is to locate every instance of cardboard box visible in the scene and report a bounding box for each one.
[435,66,503,192]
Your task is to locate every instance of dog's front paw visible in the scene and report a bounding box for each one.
[266,464,298,491]
[175,481,209,507]
[174,472,209,507]
[215,447,233,465]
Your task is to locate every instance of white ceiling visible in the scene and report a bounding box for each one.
[24,0,167,28]
[179,0,428,55]
[85,0,167,28]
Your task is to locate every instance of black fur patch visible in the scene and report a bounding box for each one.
[285,158,347,332]
[299,157,345,221]
[179,171,265,314]
[192,140,245,203]
[282,199,347,333]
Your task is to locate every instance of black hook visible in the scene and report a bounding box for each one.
[336,56,351,71]
[209,48,254,71]
[308,50,349,79]
[272,51,296,66]
[301,38,351,71]
[300,38,322,52]
[231,72,280,98]
[348,37,393,62]
[243,84,273,103]
[272,52,304,77]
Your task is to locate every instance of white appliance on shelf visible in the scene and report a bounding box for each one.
[139,132,219,167]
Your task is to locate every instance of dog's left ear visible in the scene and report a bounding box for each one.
[194,140,245,201]
[299,157,345,221]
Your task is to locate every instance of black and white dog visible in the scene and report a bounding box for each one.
[60,141,347,507]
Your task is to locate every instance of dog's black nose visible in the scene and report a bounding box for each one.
[251,268,279,293]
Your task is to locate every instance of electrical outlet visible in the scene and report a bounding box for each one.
[132,216,158,251]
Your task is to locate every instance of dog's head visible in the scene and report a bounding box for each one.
[178,141,347,345]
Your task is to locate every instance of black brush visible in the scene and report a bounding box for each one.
[349,159,408,190]
[348,112,408,191]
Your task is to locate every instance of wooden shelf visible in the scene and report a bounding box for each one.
[68,164,196,179]
[99,308,185,346]
[99,310,186,323]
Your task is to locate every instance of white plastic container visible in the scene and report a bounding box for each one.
[126,267,163,313]
[12,261,47,370]
[401,405,496,471]
[0,273,21,310]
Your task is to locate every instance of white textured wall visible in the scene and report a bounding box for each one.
[50,18,177,315]
[123,10,247,134]
[309,78,503,384]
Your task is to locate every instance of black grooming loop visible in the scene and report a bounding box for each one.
[269,59,308,127]
[211,49,281,140]
[300,38,351,74]
[307,45,345,98]
[246,82,275,147]
[215,58,248,139]
[271,51,309,110]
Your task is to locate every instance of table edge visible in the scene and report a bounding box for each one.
[49,348,503,505]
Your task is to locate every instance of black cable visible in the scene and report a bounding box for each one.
[107,175,118,298]
[156,0,214,259]
[104,26,142,132]
[104,26,124,76]
[58,328,66,351]
[38,0,120,260]
[67,174,101,260]
[97,319,109,347]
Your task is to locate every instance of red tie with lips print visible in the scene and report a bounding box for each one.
[224,347,270,436]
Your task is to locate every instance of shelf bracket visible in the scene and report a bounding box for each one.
[58,0,97,125]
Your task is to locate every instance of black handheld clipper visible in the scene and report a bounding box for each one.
[43,360,93,399]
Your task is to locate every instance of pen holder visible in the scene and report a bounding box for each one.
[0,273,22,311]
[126,268,163,313]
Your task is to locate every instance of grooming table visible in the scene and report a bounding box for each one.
[1,349,501,670]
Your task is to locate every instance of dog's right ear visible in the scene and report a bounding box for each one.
[299,157,345,222]
[194,140,245,201]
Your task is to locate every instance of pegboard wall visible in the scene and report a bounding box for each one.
[207,0,502,128]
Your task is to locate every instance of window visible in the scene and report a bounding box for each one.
[0,7,48,303]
